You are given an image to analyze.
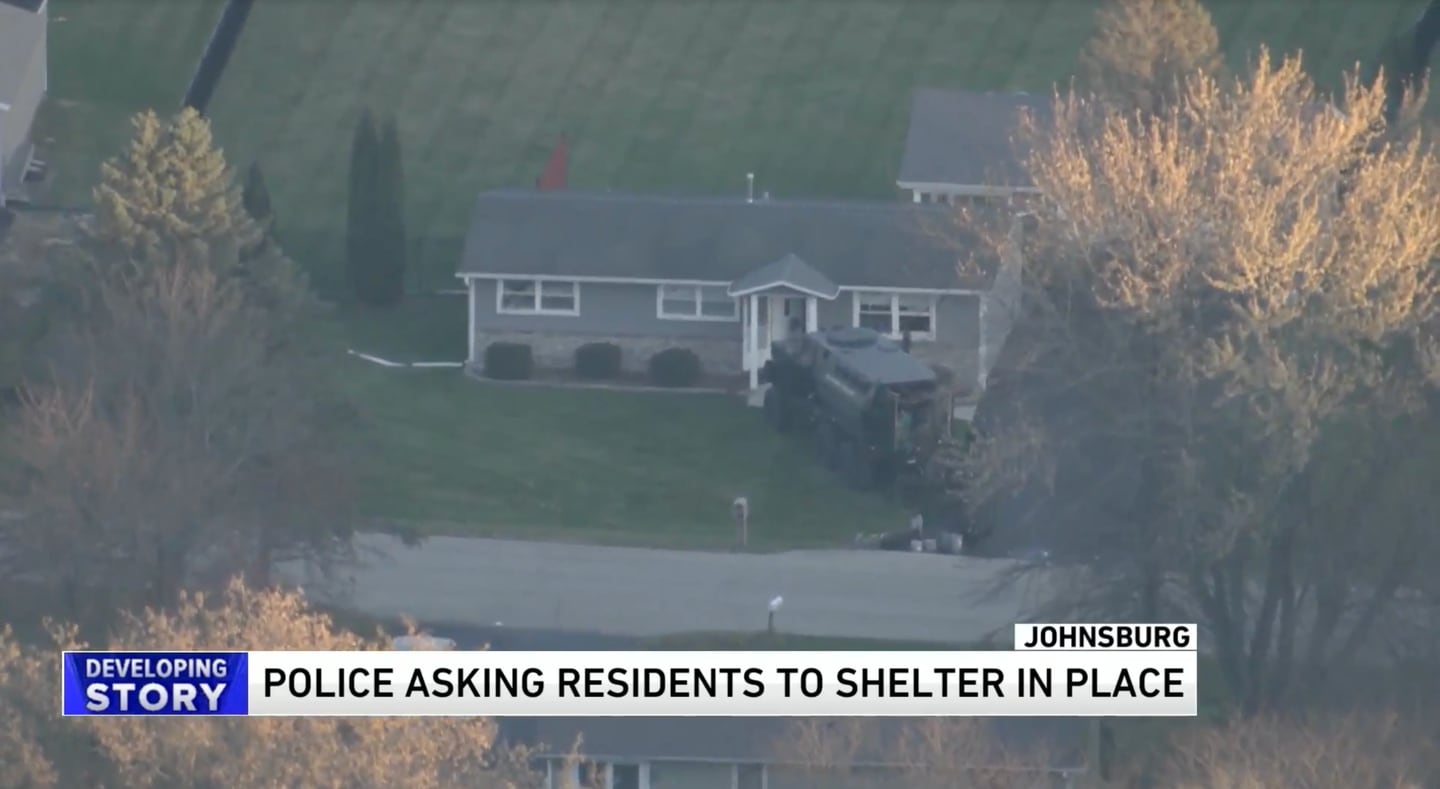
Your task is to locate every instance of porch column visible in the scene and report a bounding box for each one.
[805,296,817,333]
[748,294,760,389]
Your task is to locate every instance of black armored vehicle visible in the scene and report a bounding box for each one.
[758,327,944,489]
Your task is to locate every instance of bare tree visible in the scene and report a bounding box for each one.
[965,53,1440,712]
[1,244,352,614]
[0,106,353,614]
[1158,711,1439,788]
[1079,0,1225,116]
[0,581,541,788]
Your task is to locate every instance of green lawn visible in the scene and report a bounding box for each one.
[38,1,1428,297]
[340,364,906,548]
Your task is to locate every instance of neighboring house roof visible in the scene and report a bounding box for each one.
[897,89,1052,191]
[727,253,840,299]
[512,716,1087,773]
[0,1,44,112]
[458,190,1002,291]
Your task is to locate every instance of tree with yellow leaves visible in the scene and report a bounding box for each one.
[92,108,263,267]
[966,53,1440,713]
[0,581,542,789]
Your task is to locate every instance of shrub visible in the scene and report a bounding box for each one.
[574,342,623,380]
[483,342,534,380]
[647,347,702,388]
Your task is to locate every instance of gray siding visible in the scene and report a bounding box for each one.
[468,278,744,375]
[466,278,984,384]
[472,279,739,340]
[1,9,45,197]
[647,761,734,789]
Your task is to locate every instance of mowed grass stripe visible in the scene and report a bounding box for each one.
[499,1,632,187]
[401,2,529,247]
[972,1,1057,90]
[654,0,763,190]
[544,1,673,188]
[844,1,955,195]
[43,0,220,200]
[681,0,810,192]
[726,0,833,195]
[580,0,703,188]
[209,1,349,167]
[394,3,519,247]
[286,1,454,236]
[1320,2,1420,84]
[613,0,723,190]
[456,2,566,186]
[523,0,628,180]
[357,0,456,105]
[913,1,1009,88]
[641,0,762,188]
[1007,2,1100,90]
[547,0,654,189]
[803,2,909,195]
[246,4,405,238]
[717,0,824,188]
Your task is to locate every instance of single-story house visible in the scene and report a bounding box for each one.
[896,88,1051,206]
[0,0,48,207]
[506,716,1090,789]
[456,190,1023,392]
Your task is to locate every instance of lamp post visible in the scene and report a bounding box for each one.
[768,596,784,634]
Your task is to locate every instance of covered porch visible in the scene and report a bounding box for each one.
[727,254,841,391]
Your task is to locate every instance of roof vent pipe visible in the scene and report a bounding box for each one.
[746,173,754,203]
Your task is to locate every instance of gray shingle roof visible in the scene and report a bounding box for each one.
[0,2,43,111]
[897,89,1052,190]
[458,190,1000,291]
[515,716,1087,772]
[727,254,840,299]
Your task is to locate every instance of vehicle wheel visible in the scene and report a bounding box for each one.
[763,387,789,432]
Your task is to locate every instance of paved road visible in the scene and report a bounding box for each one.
[278,534,1050,646]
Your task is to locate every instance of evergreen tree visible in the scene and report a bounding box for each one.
[240,160,275,261]
[345,110,383,305]
[242,160,274,229]
[92,108,263,268]
[373,116,407,305]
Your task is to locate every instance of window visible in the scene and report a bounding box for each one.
[853,291,935,339]
[498,279,579,315]
[657,284,738,320]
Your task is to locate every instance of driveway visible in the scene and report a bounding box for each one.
[277,534,1050,645]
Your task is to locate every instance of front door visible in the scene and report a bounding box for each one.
[770,295,809,343]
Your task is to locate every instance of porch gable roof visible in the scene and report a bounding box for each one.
[726,253,840,299]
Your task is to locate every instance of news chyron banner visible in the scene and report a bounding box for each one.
[62,623,1197,717]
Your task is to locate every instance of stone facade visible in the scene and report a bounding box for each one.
[473,330,744,376]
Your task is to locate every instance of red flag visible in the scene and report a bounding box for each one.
[536,134,568,190]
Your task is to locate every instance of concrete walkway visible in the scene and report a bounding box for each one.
[277,534,1052,645]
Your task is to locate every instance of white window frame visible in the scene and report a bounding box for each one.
[851,291,937,340]
[656,283,739,322]
[497,278,580,316]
